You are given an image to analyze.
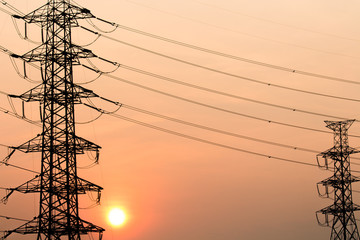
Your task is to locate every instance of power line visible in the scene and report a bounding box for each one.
[0,105,41,126]
[0,41,360,137]
[2,93,360,165]
[1,3,359,102]
[104,73,360,138]
[0,6,13,15]
[121,104,318,153]
[84,102,360,172]
[119,0,359,59]
[1,2,360,125]
[2,94,359,172]
[0,42,358,124]
[2,1,360,172]
[94,18,360,86]
[87,102,360,164]
[0,158,38,174]
[102,111,320,168]
[102,113,359,172]
[120,65,358,121]
[2,0,359,86]
[83,30,360,103]
[2,40,360,146]
[0,215,31,222]
[193,0,360,43]
[0,0,25,16]
[2,90,359,166]
[5,40,356,143]
[2,42,360,147]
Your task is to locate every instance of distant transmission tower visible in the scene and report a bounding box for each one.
[316,120,360,240]
[0,0,120,239]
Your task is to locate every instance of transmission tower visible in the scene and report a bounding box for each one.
[316,120,360,240]
[0,0,120,239]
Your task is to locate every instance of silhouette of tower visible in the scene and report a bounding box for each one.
[0,0,107,239]
[317,120,360,240]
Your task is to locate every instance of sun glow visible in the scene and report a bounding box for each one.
[108,208,127,227]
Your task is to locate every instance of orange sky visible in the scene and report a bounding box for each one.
[0,0,360,239]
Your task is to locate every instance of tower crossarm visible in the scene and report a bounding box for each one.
[317,175,359,200]
[0,217,39,239]
[77,177,103,193]
[1,176,41,204]
[0,214,104,239]
[76,217,104,236]
[1,134,42,163]
[13,1,94,25]
[1,175,102,203]
[9,81,99,103]
[324,119,356,131]
[319,203,360,215]
[76,177,103,203]
[319,146,359,159]
[11,44,97,65]
[8,134,42,154]
[3,133,101,163]
[318,175,360,188]
[75,136,101,155]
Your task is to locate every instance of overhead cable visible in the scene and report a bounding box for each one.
[1,88,358,164]
[193,0,360,43]
[0,0,25,16]
[107,110,360,171]
[1,2,359,99]
[0,158,38,174]
[120,65,358,121]
[100,110,319,168]
[101,103,360,163]
[118,0,359,59]
[2,0,359,86]
[0,215,30,222]
[95,18,360,85]
[122,104,318,153]
[104,73,360,138]
[1,41,357,122]
[84,30,360,103]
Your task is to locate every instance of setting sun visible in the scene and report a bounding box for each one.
[108,208,127,227]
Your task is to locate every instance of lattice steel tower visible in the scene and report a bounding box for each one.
[316,120,360,240]
[1,0,107,239]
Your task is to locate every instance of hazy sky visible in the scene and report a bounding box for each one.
[1,0,360,239]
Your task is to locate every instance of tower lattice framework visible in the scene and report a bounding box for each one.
[1,0,106,239]
[317,120,360,240]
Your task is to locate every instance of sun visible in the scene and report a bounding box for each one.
[108,208,127,227]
